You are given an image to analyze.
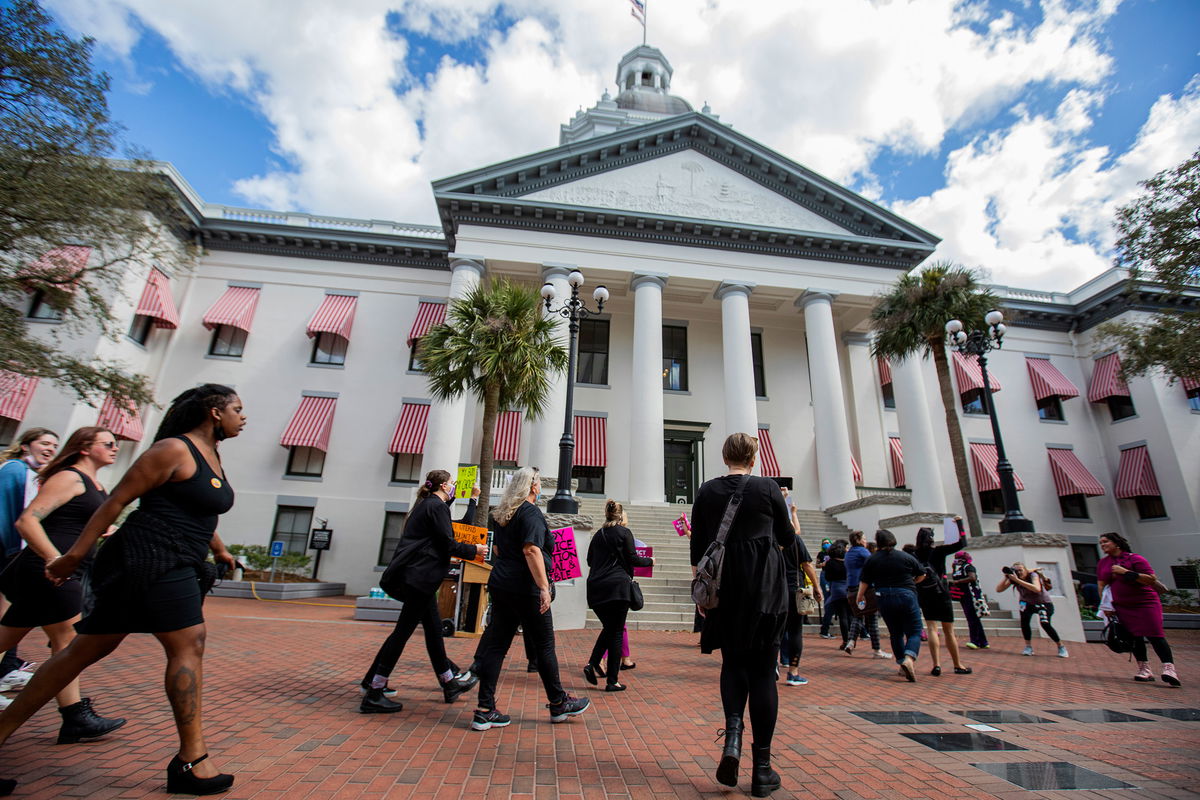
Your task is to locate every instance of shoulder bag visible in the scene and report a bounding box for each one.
[690,475,749,610]
[1102,613,1136,654]
[794,546,820,616]
[607,527,645,611]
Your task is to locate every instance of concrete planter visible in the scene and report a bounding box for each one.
[1081,613,1198,644]
[211,580,346,599]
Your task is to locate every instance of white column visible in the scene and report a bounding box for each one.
[528,264,573,471]
[798,291,856,508]
[891,355,947,512]
[716,282,759,444]
[422,256,485,473]
[628,273,667,504]
[843,332,888,487]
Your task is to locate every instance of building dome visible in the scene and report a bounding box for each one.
[614,89,693,114]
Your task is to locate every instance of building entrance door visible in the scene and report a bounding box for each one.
[664,437,698,504]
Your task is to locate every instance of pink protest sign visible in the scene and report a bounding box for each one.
[673,514,690,536]
[549,527,582,582]
[634,545,654,578]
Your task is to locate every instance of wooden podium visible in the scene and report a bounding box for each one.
[452,560,492,637]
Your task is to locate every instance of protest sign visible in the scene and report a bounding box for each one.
[673,513,690,536]
[453,522,489,563]
[943,516,960,545]
[549,527,582,582]
[634,544,654,578]
[455,466,478,498]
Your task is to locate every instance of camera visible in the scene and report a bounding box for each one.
[1001,566,1014,575]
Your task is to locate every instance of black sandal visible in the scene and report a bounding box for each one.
[954,666,973,675]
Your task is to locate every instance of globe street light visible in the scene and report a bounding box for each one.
[945,309,1033,534]
[542,273,608,514]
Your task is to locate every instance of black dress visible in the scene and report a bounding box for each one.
[690,474,793,654]
[586,525,652,609]
[914,538,966,623]
[0,468,106,628]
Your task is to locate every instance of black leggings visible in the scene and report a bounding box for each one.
[719,645,779,749]
[361,587,450,685]
[1132,636,1173,664]
[588,602,628,686]
[781,595,803,667]
[1019,602,1060,644]
[474,587,565,711]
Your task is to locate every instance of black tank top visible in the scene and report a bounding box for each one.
[138,436,235,552]
[21,467,107,571]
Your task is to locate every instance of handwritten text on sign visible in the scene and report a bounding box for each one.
[549,527,582,582]
[634,545,654,578]
[455,466,478,499]
[452,522,488,563]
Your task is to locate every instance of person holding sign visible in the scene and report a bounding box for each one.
[584,500,653,692]
[363,470,484,712]
[912,519,972,676]
[470,467,589,731]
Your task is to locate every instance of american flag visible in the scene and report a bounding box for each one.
[630,0,645,25]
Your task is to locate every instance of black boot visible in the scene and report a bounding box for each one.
[714,714,743,787]
[750,743,780,797]
[359,687,404,714]
[57,698,126,744]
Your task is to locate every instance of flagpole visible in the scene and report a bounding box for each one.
[643,0,648,45]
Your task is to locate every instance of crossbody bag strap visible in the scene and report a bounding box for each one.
[714,474,750,547]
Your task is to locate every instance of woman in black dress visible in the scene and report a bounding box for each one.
[0,384,244,796]
[2,427,125,744]
[690,433,793,798]
[584,500,653,692]
[912,523,971,676]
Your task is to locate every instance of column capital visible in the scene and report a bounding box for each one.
[795,289,839,310]
[540,262,576,281]
[842,331,872,346]
[714,281,756,301]
[630,272,668,292]
[448,256,486,277]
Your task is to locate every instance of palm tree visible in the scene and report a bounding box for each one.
[869,262,1001,539]
[419,278,569,527]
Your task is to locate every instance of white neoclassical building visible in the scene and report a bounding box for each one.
[5,46,1198,597]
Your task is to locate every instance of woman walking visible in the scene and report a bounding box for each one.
[691,433,794,797]
[844,531,885,658]
[1097,532,1179,686]
[996,562,1068,659]
[0,384,244,796]
[470,467,588,731]
[3,428,126,744]
[781,502,819,687]
[822,541,851,649]
[948,551,988,650]
[912,523,971,675]
[584,500,653,692]
[856,530,926,682]
[361,470,485,712]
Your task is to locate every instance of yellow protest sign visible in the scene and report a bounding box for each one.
[455,466,477,499]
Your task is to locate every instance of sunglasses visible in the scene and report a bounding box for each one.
[94,441,119,450]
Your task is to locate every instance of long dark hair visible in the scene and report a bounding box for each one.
[39,427,111,484]
[155,384,237,442]
[1100,531,1132,553]
[913,527,934,562]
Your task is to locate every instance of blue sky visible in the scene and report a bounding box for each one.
[41,0,1200,291]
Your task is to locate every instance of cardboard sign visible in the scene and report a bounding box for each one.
[549,527,582,582]
[634,544,654,578]
[455,466,478,499]
[453,522,489,563]
[943,516,960,545]
[673,513,690,536]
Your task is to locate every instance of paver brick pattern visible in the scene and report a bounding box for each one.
[1,597,1196,800]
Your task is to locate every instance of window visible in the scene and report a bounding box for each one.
[208,325,247,357]
[1106,395,1136,421]
[961,388,987,414]
[407,341,423,372]
[128,315,153,345]
[577,319,610,385]
[1189,394,1200,412]
[27,290,63,321]
[1037,396,1065,421]
[390,452,421,483]
[979,489,1004,514]
[662,325,688,391]
[572,465,605,494]
[311,332,347,365]
[881,382,896,409]
[1134,495,1166,520]
[379,511,406,566]
[286,446,326,477]
[1071,543,1100,574]
[751,332,766,398]
[1058,493,1088,519]
[271,505,313,556]
[0,418,17,447]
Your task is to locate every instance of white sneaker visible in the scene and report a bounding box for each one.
[1057,645,1069,659]
[1021,646,1034,656]
[0,668,34,693]
[873,650,891,659]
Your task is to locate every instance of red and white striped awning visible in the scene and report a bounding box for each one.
[0,372,38,421]
[757,428,781,477]
[306,294,357,341]
[877,358,893,386]
[1046,447,1105,497]
[1087,353,1130,402]
[1180,377,1199,398]
[888,436,905,488]
[202,286,260,333]
[388,402,429,455]
[494,410,521,462]
[1025,357,1080,401]
[573,415,607,467]
[96,395,144,442]
[21,246,92,289]
[1114,445,1160,499]
[952,350,1002,395]
[968,442,1025,493]
[407,301,447,347]
[280,395,337,452]
[134,268,180,329]
[850,454,862,484]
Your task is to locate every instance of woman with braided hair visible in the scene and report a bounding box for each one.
[0,384,245,796]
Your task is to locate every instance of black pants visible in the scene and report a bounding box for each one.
[958,594,988,648]
[821,597,850,643]
[588,602,628,686]
[1019,601,1060,644]
[850,611,880,650]
[720,645,779,749]
[1132,635,1173,664]
[781,594,804,667]
[475,587,565,711]
[361,586,450,686]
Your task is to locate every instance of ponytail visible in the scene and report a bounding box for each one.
[602,499,627,528]
[417,469,451,500]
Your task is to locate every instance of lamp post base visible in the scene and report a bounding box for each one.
[999,517,1036,534]
[546,492,578,515]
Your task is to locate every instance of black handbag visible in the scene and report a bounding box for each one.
[629,580,645,611]
[1102,614,1136,654]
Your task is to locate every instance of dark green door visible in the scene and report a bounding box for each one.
[664,439,696,504]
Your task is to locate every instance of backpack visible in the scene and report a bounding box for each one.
[1102,615,1135,654]
[690,475,749,610]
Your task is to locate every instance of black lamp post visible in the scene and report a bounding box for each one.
[946,310,1035,534]
[542,270,608,514]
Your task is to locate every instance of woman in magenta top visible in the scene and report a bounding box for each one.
[1096,531,1178,687]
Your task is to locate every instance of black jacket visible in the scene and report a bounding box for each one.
[381,496,477,597]
[586,525,652,609]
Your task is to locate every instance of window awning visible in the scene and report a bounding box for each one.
[1025,357,1080,401]
[202,286,261,333]
[851,454,862,485]
[968,442,1024,493]
[1087,353,1130,402]
[20,246,92,291]
[388,402,430,455]
[888,436,905,488]
[407,301,447,347]
[0,372,39,422]
[1114,445,1160,499]
[877,358,892,386]
[306,294,357,341]
[574,415,607,468]
[134,268,180,329]
[494,410,522,462]
[757,428,781,477]
[96,395,144,442]
[1181,377,1199,398]
[1046,448,1105,497]
[280,395,338,452]
[952,350,1002,395]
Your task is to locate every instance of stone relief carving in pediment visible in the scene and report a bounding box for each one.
[521,150,851,235]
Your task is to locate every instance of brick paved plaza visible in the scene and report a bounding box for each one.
[2,596,1197,800]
